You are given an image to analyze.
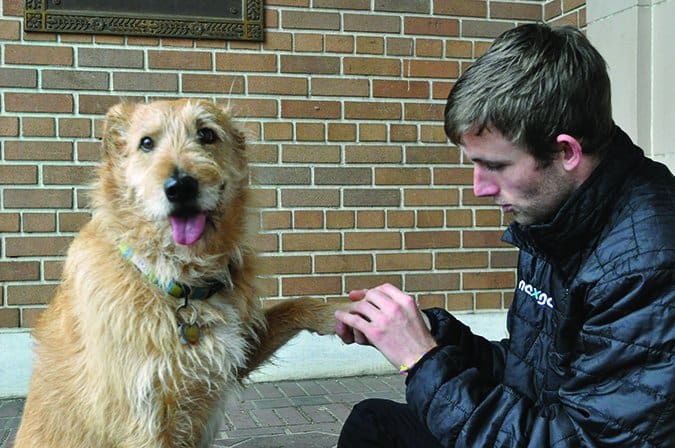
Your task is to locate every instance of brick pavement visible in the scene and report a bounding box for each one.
[0,374,405,448]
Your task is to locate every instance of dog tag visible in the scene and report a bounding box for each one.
[179,322,201,345]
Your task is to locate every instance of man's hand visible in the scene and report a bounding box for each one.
[335,283,438,370]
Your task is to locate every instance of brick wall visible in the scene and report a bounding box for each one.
[0,0,586,328]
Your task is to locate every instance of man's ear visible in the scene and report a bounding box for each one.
[556,134,583,172]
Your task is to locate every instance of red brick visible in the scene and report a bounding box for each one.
[344,232,401,250]
[405,231,460,249]
[114,72,177,92]
[434,0,487,17]
[281,100,340,119]
[0,67,37,87]
[404,17,459,36]
[182,74,245,94]
[491,1,542,20]
[216,53,276,72]
[345,274,402,292]
[0,261,40,281]
[387,37,414,56]
[282,276,341,296]
[344,189,400,207]
[22,117,54,137]
[210,99,271,119]
[59,212,91,232]
[0,165,37,184]
[436,251,488,269]
[296,122,325,141]
[280,55,339,74]
[23,213,56,232]
[447,293,474,311]
[462,19,516,38]
[490,251,519,268]
[0,213,20,232]
[4,44,73,65]
[416,39,444,58]
[416,210,443,228]
[375,168,430,185]
[315,0,369,9]
[5,236,73,257]
[404,60,459,79]
[42,70,108,90]
[435,167,473,185]
[408,146,460,164]
[344,13,400,33]
[315,168,371,185]
[344,57,401,76]
[356,36,385,55]
[148,50,212,70]
[345,102,402,120]
[5,93,73,113]
[7,284,56,305]
[312,78,369,97]
[0,308,20,328]
[357,210,385,229]
[327,123,357,141]
[43,166,95,185]
[326,211,355,229]
[463,271,515,290]
[404,189,459,206]
[345,145,402,164]
[263,32,293,51]
[0,116,19,136]
[281,189,340,207]
[282,145,341,163]
[388,211,415,228]
[3,188,72,209]
[376,253,432,271]
[315,254,373,273]
[476,292,502,309]
[259,255,311,275]
[463,230,510,248]
[282,232,341,251]
[406,273,460,292]
[0,18,20,39]
[404,103,446,120]
[294,211,324,229]
[446,210,474,227]
[282,10,340,29]
[249,76,307,95]
[325,35,354,53]
[373,80,429,99]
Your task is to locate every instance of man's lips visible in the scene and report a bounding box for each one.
[500,204,513,212]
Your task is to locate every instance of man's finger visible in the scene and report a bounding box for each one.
[348,289,367,301]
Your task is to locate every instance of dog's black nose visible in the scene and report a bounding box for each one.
[164,173,199,203]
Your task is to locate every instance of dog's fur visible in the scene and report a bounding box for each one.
[15,99,341,448]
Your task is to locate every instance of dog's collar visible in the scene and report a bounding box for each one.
[118,243,225,301]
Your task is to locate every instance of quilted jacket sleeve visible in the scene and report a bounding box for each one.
[407,270,675,447]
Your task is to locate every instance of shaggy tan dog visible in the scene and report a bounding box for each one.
[15,99,341,448]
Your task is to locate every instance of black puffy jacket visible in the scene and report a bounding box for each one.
[408,127,675,447]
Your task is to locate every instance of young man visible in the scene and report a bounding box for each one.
[335,24,675,447]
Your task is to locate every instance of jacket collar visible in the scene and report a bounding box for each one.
[502,126,644,274]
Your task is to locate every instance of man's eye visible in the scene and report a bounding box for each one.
[197,128,217,144]
[484,163,505,172]
[139,136,154,152]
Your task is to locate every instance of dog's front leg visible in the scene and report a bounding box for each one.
[238,298,345,378]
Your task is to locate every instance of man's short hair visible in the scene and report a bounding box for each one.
[444,23,614,164]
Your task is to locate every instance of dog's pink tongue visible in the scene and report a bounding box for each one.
[170,213,206,245]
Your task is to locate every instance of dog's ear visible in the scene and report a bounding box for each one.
[102,102,135,157]
[217,104,248,152]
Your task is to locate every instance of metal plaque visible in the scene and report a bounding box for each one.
[24,0,263,41]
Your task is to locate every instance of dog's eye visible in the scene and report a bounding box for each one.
[139,136,155,152]
[197,128,217,144]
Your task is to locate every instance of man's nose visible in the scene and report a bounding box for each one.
[473,166,499,197]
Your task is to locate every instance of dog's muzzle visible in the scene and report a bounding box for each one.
[164,170,206,246]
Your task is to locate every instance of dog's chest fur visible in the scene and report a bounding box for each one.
[40,224,257,445]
